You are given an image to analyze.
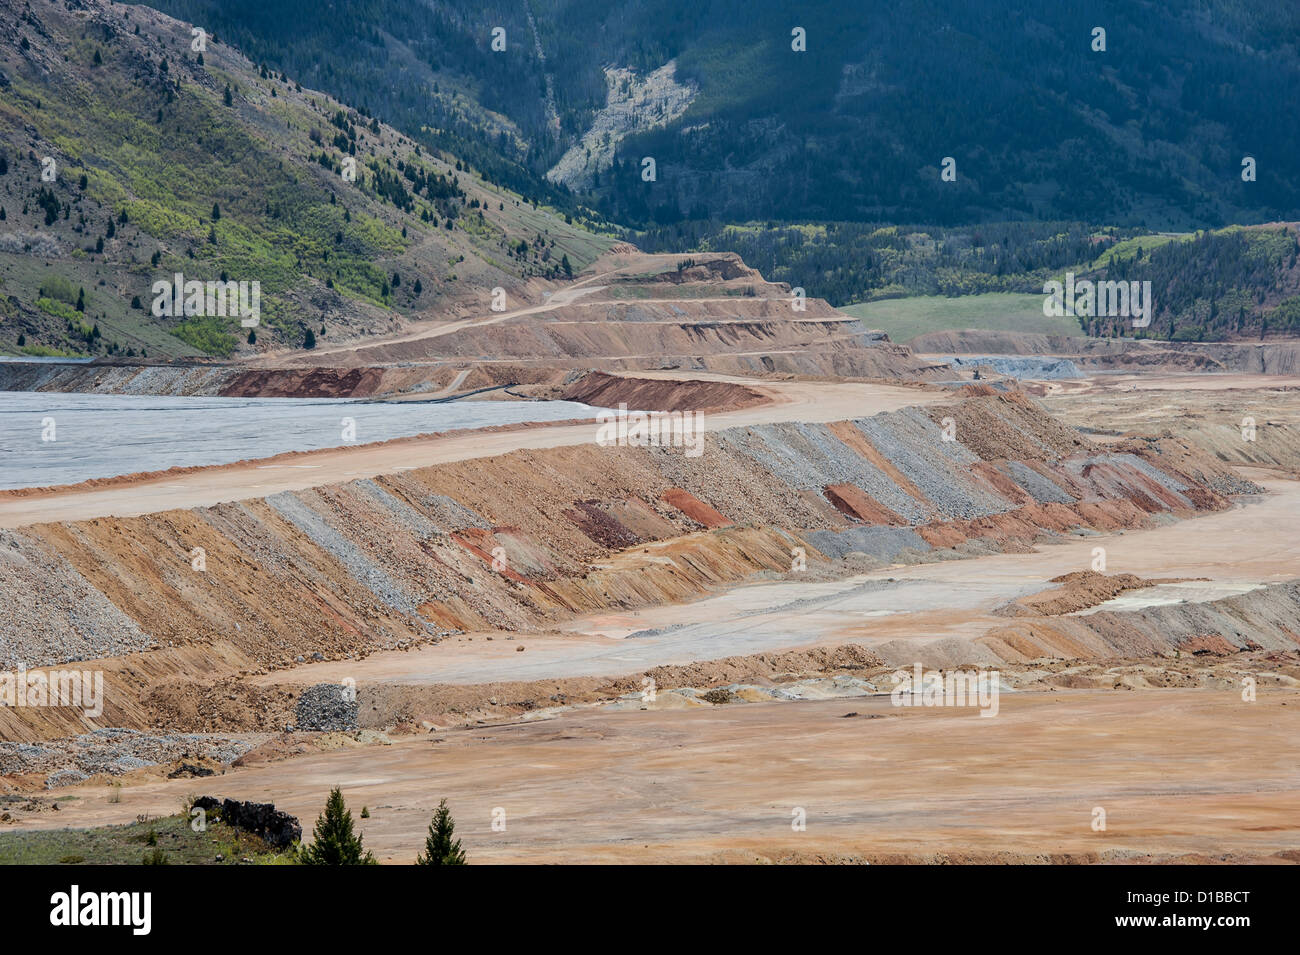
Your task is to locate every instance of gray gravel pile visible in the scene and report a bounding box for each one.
[0,530,155,669]
[851,415,1010,521]
[887,408,984,467]
[780,422,886,486]
[0,728,253,786]
[1172,453,1261,496]
[295,683,360,731]
[115,366,233,396]
[942,356,1084,380]
[716,424,831,489]
[1111,453,1191,493]
[805,526,931,561]
[355,479,447,538]
[0,362,230,396]
[266,491,422,615]
[198,502,296,576]
[998,461,1076,504]
[45,768,90,787]
[1063,454,1192,509]
[421,493,493,531]
[718,423,931,523]
[800,419,954,516]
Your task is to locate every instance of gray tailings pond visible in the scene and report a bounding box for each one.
[0,392,603,489]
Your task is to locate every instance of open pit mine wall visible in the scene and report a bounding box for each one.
[0,361,462,398]
[0,335,941,398]
[0,361,765,403]
[2,392,1256,678]
[909,331,1300,375]
[332,301,949,379]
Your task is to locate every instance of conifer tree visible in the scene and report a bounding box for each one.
[415,799,466,865]
[300,787,376,865]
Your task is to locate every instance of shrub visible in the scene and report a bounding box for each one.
[38,275,78,305]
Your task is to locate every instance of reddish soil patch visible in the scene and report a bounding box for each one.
[563,501,642,549]
[1181,634,1246,656]
[450,528,530,583]
[660,488,733,528]
[823,483,906,525]
[219,367,387,398]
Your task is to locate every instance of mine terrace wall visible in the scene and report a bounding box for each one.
[1,394,1255,696]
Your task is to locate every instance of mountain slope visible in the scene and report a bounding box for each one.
[132,0,1300,230]
[0,0,613,359]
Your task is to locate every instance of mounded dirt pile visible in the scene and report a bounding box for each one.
[1043,390,1300,475]
[994,571,1172,617]
[979,580,1300,662]
[0,360,551,399]
[4,393,1247,666]
[561,370,765,412]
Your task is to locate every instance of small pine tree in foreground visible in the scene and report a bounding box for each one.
[415,798,466,865]
[300,787,376,865]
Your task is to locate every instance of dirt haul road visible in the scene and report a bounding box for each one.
[270,279,609,365]
[257,251,783,367]
[17,689,1300,863]
[251,475,1300,687]
[0,376,934,528]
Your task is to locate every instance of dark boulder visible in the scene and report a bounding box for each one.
[168,762,215,779]
[193,795,302,849]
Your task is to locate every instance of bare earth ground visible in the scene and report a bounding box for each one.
[8,368,1300,863]
[1039,375,1300,435]
[1043,372,1300,395]
[12,690,1298,864]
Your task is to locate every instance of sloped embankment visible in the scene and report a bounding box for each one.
[0,360,497,399]
[981,580,1300,662]
[0,362,771,409]
[560,371,765,412]
[0,392,1257,741]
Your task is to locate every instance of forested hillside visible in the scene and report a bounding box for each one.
[1099,225,1300,341]
[135,0,1300,229]
[0,0,611,358]
[17,0,1297,353]
[629,220,1122,305]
